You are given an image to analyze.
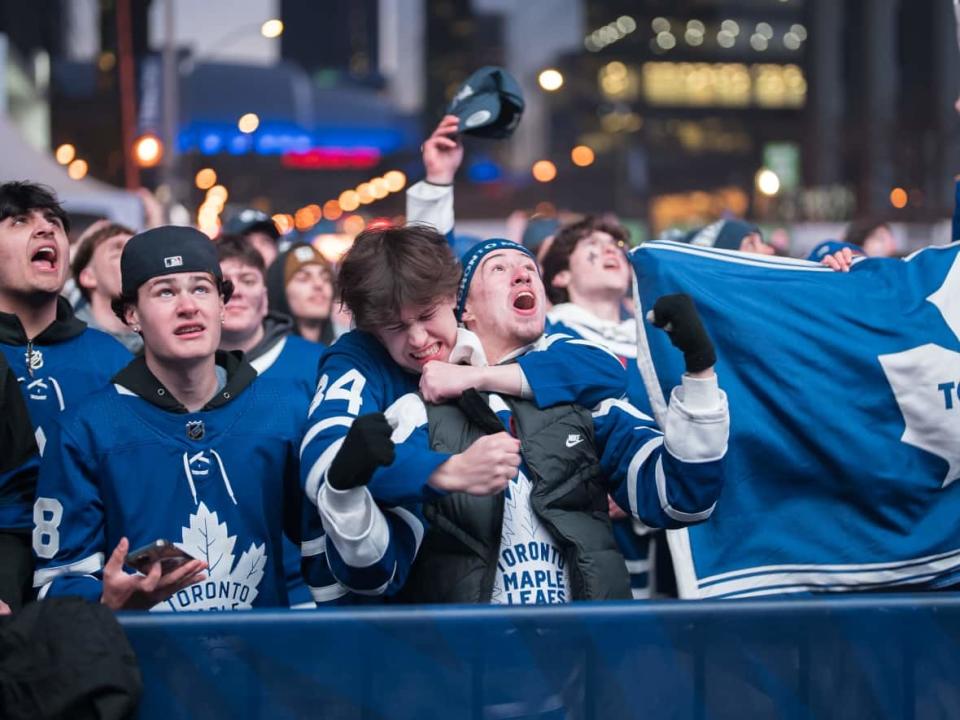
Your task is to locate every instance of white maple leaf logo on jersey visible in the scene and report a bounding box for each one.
[159,502,267,611]
[878,254,960,487]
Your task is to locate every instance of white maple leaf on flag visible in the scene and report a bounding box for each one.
[879,253,960,487]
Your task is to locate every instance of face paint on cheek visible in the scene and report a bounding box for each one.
[587,251,599,265]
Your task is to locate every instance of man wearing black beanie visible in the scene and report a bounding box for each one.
[32,225,309,611]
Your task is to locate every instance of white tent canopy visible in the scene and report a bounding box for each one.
[0,114,143,230]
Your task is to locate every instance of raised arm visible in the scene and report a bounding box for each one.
[406,115,463,239]
[419,334,627,408]
[595,295,728,528]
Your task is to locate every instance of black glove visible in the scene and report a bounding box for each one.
[327,413,396,491]
[648,294,716,374]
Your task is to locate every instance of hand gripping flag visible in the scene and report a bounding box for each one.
[630,240,960,599]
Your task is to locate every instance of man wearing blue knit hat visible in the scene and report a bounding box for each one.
[312,234,732,606]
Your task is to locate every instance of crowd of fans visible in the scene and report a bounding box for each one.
[0,112,899,618]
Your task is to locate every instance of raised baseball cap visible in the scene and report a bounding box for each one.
[120,225,223,296]
[447,66,525,140]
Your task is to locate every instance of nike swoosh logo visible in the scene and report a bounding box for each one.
[565,437,584,448]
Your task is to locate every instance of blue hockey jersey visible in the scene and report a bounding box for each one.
[246,313,324,394]
[298,328,629,604]
[0,299,130,530]
[318,360,730,601]
[245,322,324,609]
[546,304,665,596]
[33,353,303,611]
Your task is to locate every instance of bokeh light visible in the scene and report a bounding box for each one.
[195,168,217,190]
[67,159,88,180]
[238,113,260,134]
[532,160,557,182]
[890,187,908,209]
[538,69,564,91]
[55,144,76,165]
[571,145,595,167]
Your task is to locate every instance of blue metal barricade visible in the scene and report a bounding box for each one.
[120,594,960,719]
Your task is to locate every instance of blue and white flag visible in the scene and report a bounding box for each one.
[630,240,960,599]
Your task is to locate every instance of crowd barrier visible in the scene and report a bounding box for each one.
[120,594,960,719]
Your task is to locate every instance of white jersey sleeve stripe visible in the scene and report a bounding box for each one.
[386,506,426,552]
[627,437,664,519]
[301,536,327,558]
[655,456,717,523]
[305,437,345,507]
[299,416,354,459]
[592,397,656,422]
[32,552,105,588]
[308,582,349,603]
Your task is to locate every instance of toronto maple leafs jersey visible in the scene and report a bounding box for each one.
[32,354,303,611]
[546,303,651,414]
[317,349,729,603]
[0,299,131,531]
[245,314,324,396]
[298,328,629,604]
[245,326,325,608]
[546,303,667,597]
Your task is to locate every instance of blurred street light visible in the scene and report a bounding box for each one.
[384,170,407,192]
[339,190,360,212]
[238,113,260,134]
[55,144,76,165]
[261,19,284,39]
[532,160,557,183]
[342,214,365,235]
[207,184,229,203]
[890,187,908,209]
[133,134,163,168]
[756,168,781,196]
[272,214,294,234]
[67,159,88,180]
[357,183,375,204]
[371,177,389,199]
[538,69,564,92]
[571,146,595,167]
[323,200,343,221]
[195,168,217,190]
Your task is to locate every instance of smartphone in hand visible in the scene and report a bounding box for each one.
[125,539,198,574]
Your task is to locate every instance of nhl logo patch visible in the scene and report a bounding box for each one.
[185,420,205,440]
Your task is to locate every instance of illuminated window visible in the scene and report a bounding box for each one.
[641,62,806,109]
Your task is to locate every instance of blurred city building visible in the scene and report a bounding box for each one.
[1,0,958,244]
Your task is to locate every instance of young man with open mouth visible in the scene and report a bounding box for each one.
[298,226,630,604]
[314,239,729,605]
[0,182,131,611]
